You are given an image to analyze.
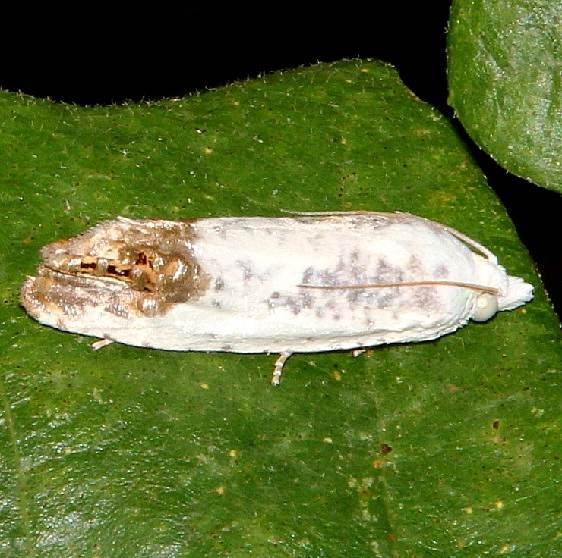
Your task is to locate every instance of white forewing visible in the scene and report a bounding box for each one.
[177,215,478,351]
[21,213,533,382]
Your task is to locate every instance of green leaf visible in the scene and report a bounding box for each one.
[448,0,562,193]
[2,60,560,556]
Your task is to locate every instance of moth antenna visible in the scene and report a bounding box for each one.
[298,280,500,296]
[428,222,498,263]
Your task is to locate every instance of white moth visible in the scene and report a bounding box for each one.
[21,212,533,384]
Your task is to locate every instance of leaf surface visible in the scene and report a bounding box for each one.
[1,60,560,556]
[448,0,562,193]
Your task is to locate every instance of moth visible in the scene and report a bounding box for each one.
[21,212,533,384]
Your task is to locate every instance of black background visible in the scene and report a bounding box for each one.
[2,5,560,318]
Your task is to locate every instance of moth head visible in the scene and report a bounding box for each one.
[471,292,499,322]
[471,258,533,321]
[497,273,534,311]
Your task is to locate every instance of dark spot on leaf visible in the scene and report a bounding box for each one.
[380,443,393,455]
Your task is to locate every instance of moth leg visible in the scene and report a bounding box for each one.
[271,351,292,386]
[91,338,114,350]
